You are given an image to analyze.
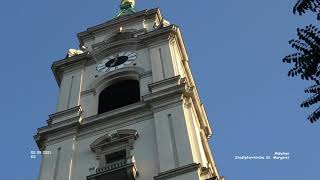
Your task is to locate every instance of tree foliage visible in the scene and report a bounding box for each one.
[293,0,320,20]
[302,85,320,122]
[283,0,320,123]
[283,25,320,83]
[284,24,320,123]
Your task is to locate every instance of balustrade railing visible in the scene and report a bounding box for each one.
[95,156,136,174]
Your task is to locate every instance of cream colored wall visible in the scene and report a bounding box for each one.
[39,138,76,180]
[184,99,209,168]
[40,105,210,180]
[158,39,212,170]
[150,41,179,82]
[153,103,196,172]
[40,118,159,180]
[57,69,83,112]
[149,38,188,83]
[170,39,186,79]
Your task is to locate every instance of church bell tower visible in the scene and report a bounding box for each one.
[34,1,224,180]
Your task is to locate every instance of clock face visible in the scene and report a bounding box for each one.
[96,51,137,72]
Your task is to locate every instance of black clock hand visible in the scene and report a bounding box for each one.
[110,57,117,67]
[114,56,118,66]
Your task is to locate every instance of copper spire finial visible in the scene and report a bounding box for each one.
[117,0,136,17]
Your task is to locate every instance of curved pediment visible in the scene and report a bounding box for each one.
[106,31,135,43]
[93,30,136,51]
[91,29,146,60]
[90,129,139,153]
[91,39,141,60]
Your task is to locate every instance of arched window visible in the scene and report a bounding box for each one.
[98,80,140,114]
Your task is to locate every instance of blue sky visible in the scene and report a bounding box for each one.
[0,0,319,179]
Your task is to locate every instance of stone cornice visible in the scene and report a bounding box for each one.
[143,83,186,107]
[154,163,201,180]
[77,8,162,46]
[78,107,153,140]
[48,106,82,125]
[187,86,213,138]
[148,76,182,93]
[81,102,149,126]
[139,24,179,45]
[34,117,79,150]
[200,130,220,178]
[34,103,147,150]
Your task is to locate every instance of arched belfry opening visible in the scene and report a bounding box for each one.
[98,80,140,114]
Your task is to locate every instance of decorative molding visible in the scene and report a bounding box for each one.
[90,25,178,61]
[150,99,183,114]
[79,103,152,137]
[38,117,79,134]
[148,76,181,93]
[45,127,78,146]
[87,160,138,180]
[154,163,201,180]
[143,79,188,111]
[48,106,82,125]
[77,8,162,45]
[90,129,139,160]
[34,119,79,150]
[86,101,148,122]
[105,28,145,41]
[34,100,150,149]
[92,28,146,50]
[199,130,220,178]
[88,130,139,180]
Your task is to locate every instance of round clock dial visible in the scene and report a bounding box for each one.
[96,51,137,72]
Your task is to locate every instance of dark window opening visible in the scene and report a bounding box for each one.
[98,80,140,114]
[105,150,126,164]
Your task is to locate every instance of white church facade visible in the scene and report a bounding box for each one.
[34,1,224,180]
